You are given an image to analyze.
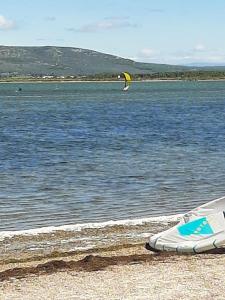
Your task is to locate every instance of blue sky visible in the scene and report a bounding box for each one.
[1,0,225,65]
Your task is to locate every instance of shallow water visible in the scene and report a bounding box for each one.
[0,81,225,233]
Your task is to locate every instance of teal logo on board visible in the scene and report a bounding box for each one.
[178,217,214,236]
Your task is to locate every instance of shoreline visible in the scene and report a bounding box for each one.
[1,218,224,299]
[0,213,180,238]
[1,78,225,84]
[0,214,180,266]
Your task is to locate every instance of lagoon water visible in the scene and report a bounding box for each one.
[1,81,225,232]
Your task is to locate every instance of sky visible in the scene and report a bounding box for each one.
[1,0,225,65]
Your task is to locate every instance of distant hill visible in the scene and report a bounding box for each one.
[0,45,194,76]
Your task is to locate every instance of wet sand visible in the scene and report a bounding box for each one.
[0,244,225,299]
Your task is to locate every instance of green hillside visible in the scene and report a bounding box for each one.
[0,45,191,76]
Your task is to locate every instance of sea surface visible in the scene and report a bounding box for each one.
[1,81,225,259]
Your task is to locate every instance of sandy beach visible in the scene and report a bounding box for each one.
[0,244,225,300]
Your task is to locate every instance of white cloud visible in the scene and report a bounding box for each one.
[194,43,205,51]
[67,17,137,33]
[162,51,225,65]
[131,46,225,66]
[131,48,159,62]
[0,15,15,30]
[138,48,156,58]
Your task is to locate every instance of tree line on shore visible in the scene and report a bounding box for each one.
[1,70,225,82]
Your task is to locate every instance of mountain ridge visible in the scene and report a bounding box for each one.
[0,45,225,77]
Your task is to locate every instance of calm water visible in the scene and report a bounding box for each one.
[1,81,225,231]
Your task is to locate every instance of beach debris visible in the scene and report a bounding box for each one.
[0,253,172,282]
